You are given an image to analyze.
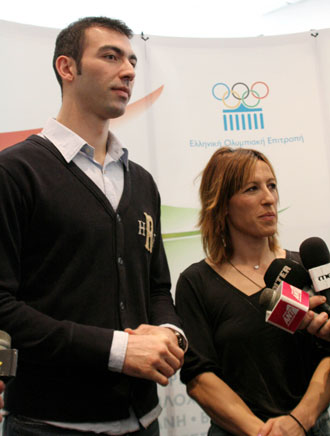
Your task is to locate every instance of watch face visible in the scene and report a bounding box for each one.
[175,332,186,350]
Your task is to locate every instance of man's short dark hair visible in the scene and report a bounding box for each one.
[52,16,133,88]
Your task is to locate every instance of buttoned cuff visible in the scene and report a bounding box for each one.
[108,331,129,372]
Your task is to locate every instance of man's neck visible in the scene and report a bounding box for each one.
[56,108,110,166]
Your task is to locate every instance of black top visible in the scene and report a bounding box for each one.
[175,251,328,420]
[0,135,181,422]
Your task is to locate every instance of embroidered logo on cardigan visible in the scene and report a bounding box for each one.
[138,212,155,253]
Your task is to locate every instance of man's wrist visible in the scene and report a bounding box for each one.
[172,330,187,351]
[160,324,188,352]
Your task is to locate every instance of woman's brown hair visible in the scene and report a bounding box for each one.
[198,147,279,265]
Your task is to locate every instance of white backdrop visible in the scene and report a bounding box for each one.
[1,19,330,436]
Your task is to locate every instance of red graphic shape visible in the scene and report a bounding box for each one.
[0,86,164,151]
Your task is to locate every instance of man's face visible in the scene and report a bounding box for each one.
[72,26,137,120]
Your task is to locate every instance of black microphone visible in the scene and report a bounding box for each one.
[264,258,311,291]
[0,330,17,379]
[300,237,330,314]
[260,258,310,311]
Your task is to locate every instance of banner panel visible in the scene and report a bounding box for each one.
[1,20,330,436]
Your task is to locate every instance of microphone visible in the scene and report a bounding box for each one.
[300,237,330,312]
[259,258,310,333]
[0,331,17,379]
[263,257,330,315]
[264,258,311,291]
[259,287,281,311]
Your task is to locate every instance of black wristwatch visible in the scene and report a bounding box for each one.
[173,331,187,351]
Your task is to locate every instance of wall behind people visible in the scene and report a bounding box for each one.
[1,19,330,436]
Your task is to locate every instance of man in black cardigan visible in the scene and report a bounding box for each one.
[0,16,186,436]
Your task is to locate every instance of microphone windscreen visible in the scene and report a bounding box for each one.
[0,330,11,350]
[259,288,277,309]
[264,258,311,290]
[300,237,330,270]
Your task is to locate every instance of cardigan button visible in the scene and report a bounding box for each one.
[120,301,125,311]
[117,257,124,265]
[116,214,121,223]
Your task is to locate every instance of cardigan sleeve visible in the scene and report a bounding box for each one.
[148,190,182,328]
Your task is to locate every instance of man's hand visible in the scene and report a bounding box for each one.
[299,295,330,341]
[122,324,184,386]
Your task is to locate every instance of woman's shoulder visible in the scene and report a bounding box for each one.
[179,259,208,279]
[177,259,229,299]
[177,259,221,291]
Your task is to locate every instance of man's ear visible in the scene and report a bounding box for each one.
[55,56,77,84]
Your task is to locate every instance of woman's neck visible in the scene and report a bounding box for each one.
[231,244,273,270]
[229,234,284,270]
[206,239,285,296]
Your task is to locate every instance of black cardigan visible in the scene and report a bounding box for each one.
[0,135,181,422]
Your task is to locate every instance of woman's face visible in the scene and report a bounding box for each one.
[226,160,278,240]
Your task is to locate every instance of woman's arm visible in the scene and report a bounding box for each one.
[187,371,264,436]
[258,356,330,436]
[291,356,330,430]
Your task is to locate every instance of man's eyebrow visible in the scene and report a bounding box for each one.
[98,45,138,62]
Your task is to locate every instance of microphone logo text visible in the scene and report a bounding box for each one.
[318,273,330,281]
[283,305,299,327]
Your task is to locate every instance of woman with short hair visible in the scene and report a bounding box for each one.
[175,147,330,436]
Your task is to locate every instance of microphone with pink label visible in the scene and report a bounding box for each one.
[259,258,310,333]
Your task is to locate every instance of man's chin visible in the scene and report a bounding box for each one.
[107,104,128,120]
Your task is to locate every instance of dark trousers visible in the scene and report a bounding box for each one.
[3,414,160,436]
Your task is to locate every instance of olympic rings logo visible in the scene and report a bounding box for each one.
[212,82,269,109]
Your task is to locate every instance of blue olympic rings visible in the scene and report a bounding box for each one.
[212,82,269,109]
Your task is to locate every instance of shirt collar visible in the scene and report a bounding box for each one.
[41,118,129,170]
